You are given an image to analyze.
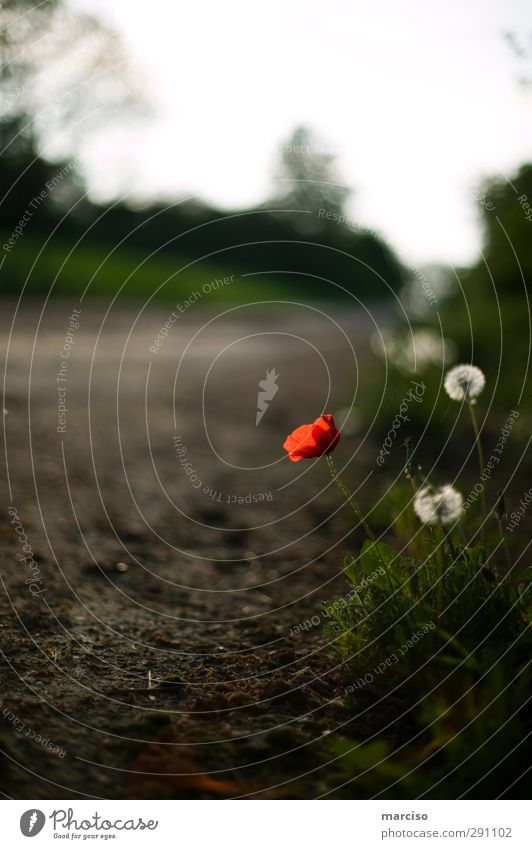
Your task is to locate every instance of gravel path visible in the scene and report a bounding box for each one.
[0,298,388,798]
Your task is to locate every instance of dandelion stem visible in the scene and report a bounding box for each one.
[435,525,445,619]
[497,517,511,574]
[427,522,438,551]
[458,524,469,548]
[446,528,457,564]
[468,402,487,546]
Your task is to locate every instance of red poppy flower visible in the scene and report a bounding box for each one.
[283,414,340,462]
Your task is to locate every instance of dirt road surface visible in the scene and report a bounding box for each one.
[0,298,389,798]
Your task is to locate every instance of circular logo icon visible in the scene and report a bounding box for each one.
[20,810,46,837]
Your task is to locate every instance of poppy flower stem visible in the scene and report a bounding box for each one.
[326,454,363,523]
[326,454,395,592]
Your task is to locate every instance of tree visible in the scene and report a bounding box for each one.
[0,0,149,234]
[0,0,147,152]
[269,125,351,227]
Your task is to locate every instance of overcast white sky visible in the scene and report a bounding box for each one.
[74,0,532,266]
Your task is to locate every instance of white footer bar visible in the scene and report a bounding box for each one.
[3,799,528,848]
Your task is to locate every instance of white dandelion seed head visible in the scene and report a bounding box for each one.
[444,364,485,404]
[414,484,464,526]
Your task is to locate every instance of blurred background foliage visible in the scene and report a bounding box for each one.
[0,0,405,300]
[1,0,530,440]
[0,120,405,300]
[358,167,532,460]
